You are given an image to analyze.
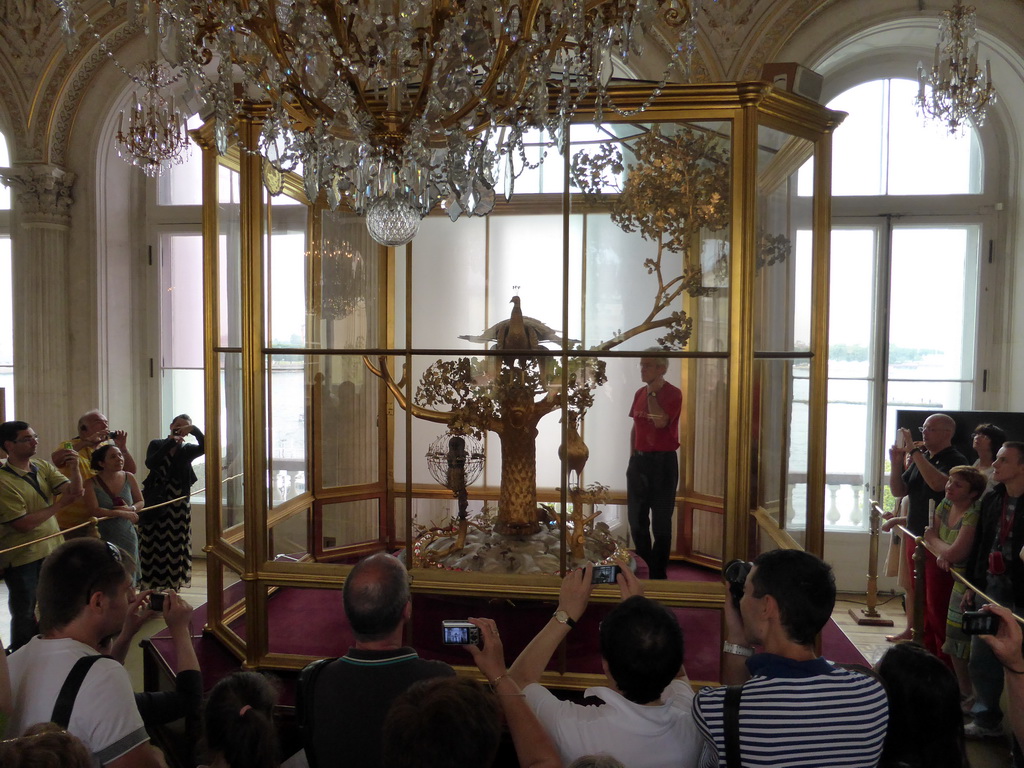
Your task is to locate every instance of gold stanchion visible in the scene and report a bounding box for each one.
[849,500,895,627]
[895,524,927,645]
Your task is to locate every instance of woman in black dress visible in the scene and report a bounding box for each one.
[139,414,205,590]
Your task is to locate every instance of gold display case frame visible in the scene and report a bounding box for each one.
[193,83,844,677]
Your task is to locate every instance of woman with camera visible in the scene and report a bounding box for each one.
[140,415,205,590]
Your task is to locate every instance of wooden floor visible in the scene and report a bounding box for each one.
[0,561,1016,765]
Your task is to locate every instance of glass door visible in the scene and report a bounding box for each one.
[823,218,980,529]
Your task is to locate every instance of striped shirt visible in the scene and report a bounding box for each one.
[693,654,888,768]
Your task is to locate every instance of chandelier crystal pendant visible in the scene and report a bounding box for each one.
[57,0,702,246]
[916,0,996,134]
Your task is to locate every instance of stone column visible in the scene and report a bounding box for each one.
[0,164,76,446]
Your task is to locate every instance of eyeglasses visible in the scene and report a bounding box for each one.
[103,540,123,563]
[13,434,39,443]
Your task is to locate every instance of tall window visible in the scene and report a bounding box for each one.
[801,78,988,529]
[152,123,206,493]
[0,132,12,417]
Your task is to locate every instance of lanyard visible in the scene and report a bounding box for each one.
[999,494,1017,547]
[1,463,51,504]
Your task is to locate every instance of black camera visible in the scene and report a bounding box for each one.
[442,620,481,645]
[592,564,621,585]
[149,592,167,612]
[962,610,999,635]
[723,559,752,608]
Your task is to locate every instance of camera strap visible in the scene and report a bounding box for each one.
[51,654,105,729]
[1,463,50,505]
[724,684,743,768]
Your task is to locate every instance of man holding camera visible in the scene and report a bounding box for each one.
[694,549,888,768]
[303,552,455,768]
[7,537,167,767]
[964,441,1024,740]
[53,409,137,536]
[508,563,701,768]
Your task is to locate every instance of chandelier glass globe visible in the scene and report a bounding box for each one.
[365,196,421,247]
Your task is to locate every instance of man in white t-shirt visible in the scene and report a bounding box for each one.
[7,538,166,768]
[509,563,701,768]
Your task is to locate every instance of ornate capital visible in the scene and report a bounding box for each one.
[0,164,76,228]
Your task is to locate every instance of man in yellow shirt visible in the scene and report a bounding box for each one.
[0,420,82,651]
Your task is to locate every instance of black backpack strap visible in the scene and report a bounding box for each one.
[724,684,743,768]
[296,657,336,768]
[51,655,106,728]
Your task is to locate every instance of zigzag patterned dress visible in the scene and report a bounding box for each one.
[139,427,205,590]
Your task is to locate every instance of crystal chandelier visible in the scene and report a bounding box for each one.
[57,0,702,246]
[916,0,996,134]
[116,62,190,176]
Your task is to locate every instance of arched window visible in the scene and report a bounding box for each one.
[802,77,993,529]
[0,131,13,414]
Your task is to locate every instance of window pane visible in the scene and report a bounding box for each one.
[823,78,981,197]
[0,236,11,415]
[156,115,203,205]
[829,229,877,379]
[0,132,9,210]
[160,234,205,368]
[888,80,980,195]
[889,227,977,380]
[830,81,886,196]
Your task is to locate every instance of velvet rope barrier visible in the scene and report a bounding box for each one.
[0,472,243,558]
[893,521,1024,634]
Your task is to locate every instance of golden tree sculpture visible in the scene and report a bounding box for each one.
[366,125,737,542]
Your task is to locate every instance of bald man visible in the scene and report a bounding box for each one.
[303,553,454,768]
[889,413,967,537]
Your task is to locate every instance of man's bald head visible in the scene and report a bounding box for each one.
[343,553,411,641]
[922,414,956,452]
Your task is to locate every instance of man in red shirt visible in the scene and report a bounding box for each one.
[626,355,682,580]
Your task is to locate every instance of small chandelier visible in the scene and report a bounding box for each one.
[916,0,996,134]
[57,0,702,246]
[116,62,190,176]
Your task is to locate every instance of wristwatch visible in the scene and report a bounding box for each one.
[722,641,754,657]
[552,610,577,629]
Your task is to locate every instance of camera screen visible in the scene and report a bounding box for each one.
[592,565,620,584]
[444,626,469,643]
[962,611,998,635]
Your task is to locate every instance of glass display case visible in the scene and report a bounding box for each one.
[194,83,844,676]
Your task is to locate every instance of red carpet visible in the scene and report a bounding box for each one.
[144,561,867,701]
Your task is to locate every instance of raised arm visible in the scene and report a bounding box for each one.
[465,617,560,768]
[910,448,952,493]
[6,461,82,532]
[510,564,593,687]
[979,603,1024,748]
[889,445,909,497]
[111,431,138,475]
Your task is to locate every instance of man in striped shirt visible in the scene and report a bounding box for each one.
[693,550,888,768]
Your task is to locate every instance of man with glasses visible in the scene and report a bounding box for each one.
[7,538,166,767]
[0,420,83,651]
